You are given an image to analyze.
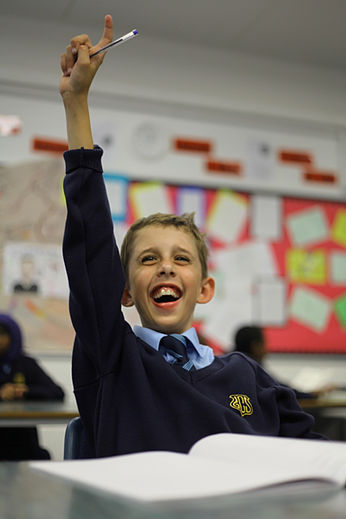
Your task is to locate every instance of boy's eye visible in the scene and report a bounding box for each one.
[140,255,157,264]
[175,256,190,263]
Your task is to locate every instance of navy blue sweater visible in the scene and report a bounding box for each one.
[63,147,324,459]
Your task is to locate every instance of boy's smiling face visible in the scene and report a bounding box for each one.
[121,225,214,334]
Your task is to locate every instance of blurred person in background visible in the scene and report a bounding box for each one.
[233,325,336,400]
[0,313,65,460]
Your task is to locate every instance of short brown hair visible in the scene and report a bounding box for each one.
[120,213,209,280]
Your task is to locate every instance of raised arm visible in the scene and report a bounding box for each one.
[60,16,128,371]
[59,14,114,149]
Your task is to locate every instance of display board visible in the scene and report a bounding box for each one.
[111,178,346,354]
[0,159,345,355]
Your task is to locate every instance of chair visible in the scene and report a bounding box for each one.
[64,416,83,459]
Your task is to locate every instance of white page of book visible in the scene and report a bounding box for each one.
[31,434,346,503]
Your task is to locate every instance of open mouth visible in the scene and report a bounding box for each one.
[151,286,182,304]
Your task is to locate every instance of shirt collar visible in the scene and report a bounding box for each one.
[133,325,208,356]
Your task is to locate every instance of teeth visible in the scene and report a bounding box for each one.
[153,287,179,299]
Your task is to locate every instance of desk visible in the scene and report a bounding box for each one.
[299,394,346,410]
[0,462,345,519]
[299,394,346,441]
[0,401,79,427]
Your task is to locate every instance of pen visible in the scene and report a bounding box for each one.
[89,29,139,58]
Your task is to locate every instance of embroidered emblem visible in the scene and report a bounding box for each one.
[229,394,253,417]
[13,372,26,384]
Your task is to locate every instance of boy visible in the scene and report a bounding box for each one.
[60,15,325,459]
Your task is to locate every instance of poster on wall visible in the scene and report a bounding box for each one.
[0,158,73,354]
[3,242,68,299]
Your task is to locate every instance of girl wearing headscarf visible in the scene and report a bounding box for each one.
[0,313,65,460]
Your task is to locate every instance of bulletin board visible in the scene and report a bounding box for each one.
[106,176,346,355]
[0,156,345,355]
[0,92,345,354]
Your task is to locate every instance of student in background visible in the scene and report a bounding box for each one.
[0,313,65,460]
[233,325,336,400]
[59,14,326,459]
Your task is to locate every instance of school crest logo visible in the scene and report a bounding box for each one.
[13,372,26,384]
[229,394,253,417]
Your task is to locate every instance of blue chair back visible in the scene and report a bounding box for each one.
[64,417,83,460]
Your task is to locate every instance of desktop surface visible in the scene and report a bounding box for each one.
[0,400,78,426]
[0,462,345,519]
[299,393,346,441]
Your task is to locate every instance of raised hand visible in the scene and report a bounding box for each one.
[59,15,114,149]
[59,14,114,99]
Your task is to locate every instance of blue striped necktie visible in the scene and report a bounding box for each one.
[159,334,194,371]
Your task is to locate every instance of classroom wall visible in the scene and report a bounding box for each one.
[1,15,346,459]
[1,15,346,119]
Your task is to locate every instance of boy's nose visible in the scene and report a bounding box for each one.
[158,261,175,276]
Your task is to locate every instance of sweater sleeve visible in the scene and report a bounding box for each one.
[62,147,127,373]
[274,383,327,439]
[248,358,327,440]
[268,374,326,439]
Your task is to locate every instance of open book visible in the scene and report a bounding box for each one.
[31,433,346,503]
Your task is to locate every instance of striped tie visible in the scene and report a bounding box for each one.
[159,335,194,371]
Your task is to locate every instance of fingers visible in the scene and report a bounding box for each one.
[0,383,16,400]
[66,45,74,70]
[60,17,113,79]
[94,14,114,52]
[60,42,91,77]
[70,33,92,57]
[60,52,67,76]
[102,14,114,44]
[14,384,28,398]
[61,45,74,76]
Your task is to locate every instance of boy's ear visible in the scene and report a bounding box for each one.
[121,286,134,307]
[196,276,215,304]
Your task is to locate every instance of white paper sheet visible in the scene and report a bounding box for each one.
[206,191,248,243]
[289,287,331,332]
[286,207,329,247]
[176,186,205,229]
[291,367,334,392]
[129,183,173,218]
[201,279,253,349]
[31,433,346,503]
[214,241,277,280]
[250,194,282,240]
[253,277,287,326]
[330,251,346,284]
[246,140,275,181]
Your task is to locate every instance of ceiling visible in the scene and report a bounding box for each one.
[2,0,346,70]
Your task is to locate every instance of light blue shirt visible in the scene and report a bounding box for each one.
[133,326,215,370]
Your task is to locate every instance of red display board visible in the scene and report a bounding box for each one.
[119,178,346,355]
[265,197,346,354]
